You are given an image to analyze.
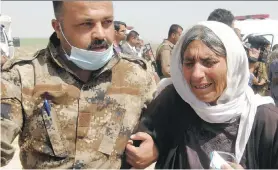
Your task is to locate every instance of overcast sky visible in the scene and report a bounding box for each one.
[1,1,278,43]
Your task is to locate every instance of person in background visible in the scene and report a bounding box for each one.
[268,45,278,106]
[247,48,265,87]
[121,30,140,56]
[140,43,160,84]
[253,41,271,96]
[207,8,235,28]
[234,28,242,41]
[1,48,8,68]
[136,38,144,58]
[113,21,127,53]
[125,21,277,169]
[156,24,183,79]
[268,44,278,64]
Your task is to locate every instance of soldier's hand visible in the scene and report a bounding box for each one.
[125,132,158,169]
[258,78,266,86]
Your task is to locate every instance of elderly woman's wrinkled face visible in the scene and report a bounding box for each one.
[182,40,227,105]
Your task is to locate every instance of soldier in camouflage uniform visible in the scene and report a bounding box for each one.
[142,47,160,84]
[252,61,269,96]
[155,24,183,79]
[252,44,271,96]
[1,1,156,169]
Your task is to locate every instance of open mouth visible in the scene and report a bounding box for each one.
[194,83,212,89]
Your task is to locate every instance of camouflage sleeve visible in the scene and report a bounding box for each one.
[143,62,158,106]
[258,63,268,81]
[130,62,157,139]
[160,45,172,77]
[262,63,268,81]
[1,68,23,166]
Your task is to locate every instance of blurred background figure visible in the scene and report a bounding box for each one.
[113,21,127,53]
[121,30,140,56]
[234,28,242,41]
[268,44,278,106]
[1,48,8,68]
[244,35,271,95]
[156,24,183,79]
[207,8,235,28]
[135,37,144,58]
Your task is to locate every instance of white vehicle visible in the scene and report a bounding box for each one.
[234,14,278,50]
[0,14,20,59]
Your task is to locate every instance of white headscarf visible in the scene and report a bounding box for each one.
[158,21,274,162]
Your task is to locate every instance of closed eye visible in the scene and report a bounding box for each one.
[202,59,219,68]
[183,62,194,68]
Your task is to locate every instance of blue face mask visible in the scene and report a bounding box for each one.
[59,23,114,71]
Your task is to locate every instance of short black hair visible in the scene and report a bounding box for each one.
[127,30,139,41]
[53,1,63,19]
[207,8,235,27]
[114,21,127,31]
[168,24,183,38]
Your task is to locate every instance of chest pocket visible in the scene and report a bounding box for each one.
[33,84,79,158]
[41,101,69,157]
[16,59,69,157]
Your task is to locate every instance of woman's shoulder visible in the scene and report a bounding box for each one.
[253,104,278,139]
[155,84,192,109]
[155,84,178,104]
[256,104,278,124]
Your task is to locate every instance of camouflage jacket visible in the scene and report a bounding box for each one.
[0,33,157,169]
[253,62,269,95]
[155,39,174,78]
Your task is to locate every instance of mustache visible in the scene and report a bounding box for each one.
[87,39,109,50]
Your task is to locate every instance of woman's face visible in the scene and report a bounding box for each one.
[182,40,227,105]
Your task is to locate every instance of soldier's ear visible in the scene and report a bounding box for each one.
[51,19,61,39]
[170,33,175,39]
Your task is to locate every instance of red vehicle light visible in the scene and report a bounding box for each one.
[235,14,269,20]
